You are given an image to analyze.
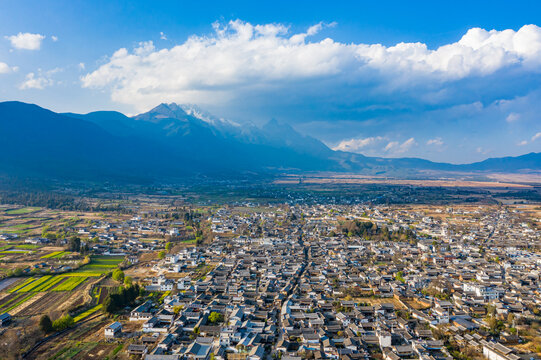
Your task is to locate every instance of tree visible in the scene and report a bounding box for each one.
[485,315,504,336]
[112,269,125,283]
[165,242,173,252]
[68,236,81,252]
[507,313,515,326]
[208,312,224,324]
[158,250,165,260]
[39,315,53,333]
[103,284,141,314]
[52,314,74,331]
[124,276,133,286]
[7,268,23,277]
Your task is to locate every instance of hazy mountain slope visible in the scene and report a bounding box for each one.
[459,152,540,172]
[0,102,204,180]
[67,103,339,172]
[1,101,539,182]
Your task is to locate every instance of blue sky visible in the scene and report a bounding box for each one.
[1,0,540,163]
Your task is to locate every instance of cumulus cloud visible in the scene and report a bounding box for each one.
[51,35,58,42]
[426,137,444,146]
[517,132,541,145]
[476,147,492,155]
[19,73,51,89]
[6,32,45,50]
[19,68,61,90]
[384,137,417,154]
[333,136,385,152]
[160,32,167,40]
[506,112,520,122]
[82,21,541,112]
[0,62,14,74]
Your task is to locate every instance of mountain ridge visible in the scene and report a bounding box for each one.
[0,101,538,182]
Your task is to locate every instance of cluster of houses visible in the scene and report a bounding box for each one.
[100,203,539,360]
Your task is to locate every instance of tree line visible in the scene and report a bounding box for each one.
[339,220,416,242]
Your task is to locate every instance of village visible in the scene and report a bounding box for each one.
[0,199,539,360]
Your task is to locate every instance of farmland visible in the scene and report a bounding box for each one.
[52,277,87,291]
[41,251,68,259]
[5,275,90,294]
[73,304,103,322]
[69,256,124,276]
[4,207,41,215]
[0,190,206,358]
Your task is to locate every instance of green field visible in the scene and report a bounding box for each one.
[41,251,68,259]
[52,276,87,291]
[0,250,29,254]
[69,256,124,276]
[73,304,103,322]
[9,275,88,292]
[5,207,40,215]
[10,244,40,250]
[17,275,52,292]
[0,293,26,311]
[0,223,35,234]
[4,293,36,312]
[31,276,65,291]
[9,278,37,293]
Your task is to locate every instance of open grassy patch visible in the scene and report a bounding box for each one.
[68,255,124,276]
[5,207,40,215]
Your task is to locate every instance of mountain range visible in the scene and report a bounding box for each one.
[0,101,539,182]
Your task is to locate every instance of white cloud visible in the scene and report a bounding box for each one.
[82,21,541,112]
[5,32,45,50]
[19,68,61,90]
[506,112,520,122]
[78,62,85,70]
[160,32,167,40]
[426,137,444,146]
[476,146,492,155]
[0,62,13,74]
[19,73,49,89]
[51,35,58,42]
[517,131,541,145]
[333,136,385,152]
[384,137,417,154]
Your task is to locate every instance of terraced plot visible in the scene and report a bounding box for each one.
[73,304,103,322]
[17,292,70,316]
[0,293,26,311]
[31,276,65,292]
[17,275,52,292]
[3,292,36,312]
[69,256,124,276]
[52,277,87,291]
[8,277,37,293]
[41,251,68,259]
